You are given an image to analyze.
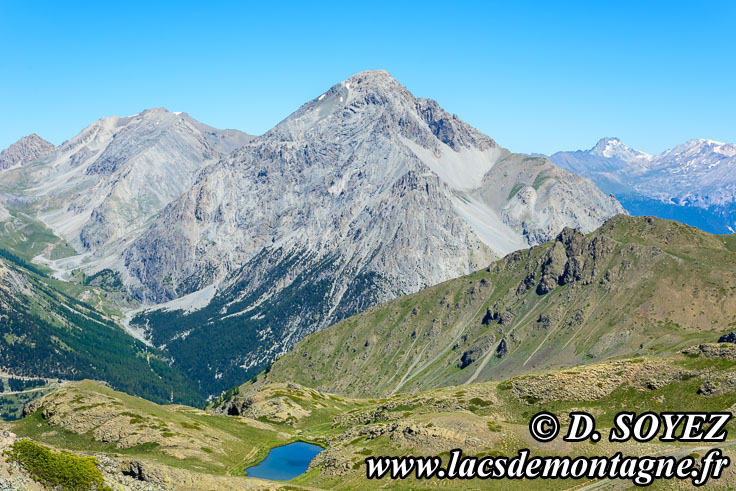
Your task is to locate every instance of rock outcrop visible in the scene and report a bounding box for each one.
[682,344,736,361]
[0,134,55,171]
[535,227,615,295]
[718,332,736,344]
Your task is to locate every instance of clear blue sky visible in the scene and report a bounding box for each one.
[1,1,734,155]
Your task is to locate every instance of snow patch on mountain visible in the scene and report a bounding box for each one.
[590,137,651,161]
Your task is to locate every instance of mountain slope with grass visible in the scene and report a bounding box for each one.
[263,215,736,397]
[0,254,201,406]
[4,345,736,489]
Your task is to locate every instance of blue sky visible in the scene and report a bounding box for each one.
[1,1,734,154]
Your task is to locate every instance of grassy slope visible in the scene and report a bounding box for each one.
[0,256,202,406]
[0,208,75,265]
[264,216,736,397]
[6,348,736,489]
[9,380,368,477]
[11,382,281,476]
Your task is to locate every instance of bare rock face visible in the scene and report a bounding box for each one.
[495,337,508,358]
[124,71,501,302]
[535,227,616,295]
[537,241,568,294]
[0,134,55,171]
[4,109,252,265]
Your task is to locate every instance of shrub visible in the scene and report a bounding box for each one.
[487,421,502,432]
[469,397,491,407]
[3,440,110,490]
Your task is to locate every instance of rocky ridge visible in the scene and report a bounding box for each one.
[0,108,252,274]
[0,135,55,172]
[263,215,736,397]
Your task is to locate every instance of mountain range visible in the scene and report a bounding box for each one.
[0,108,252,267]
[2,71,733,402]
[1,70,735,489]
[0,70,623,397]
[2,215,734,488]
[548,137,736,233]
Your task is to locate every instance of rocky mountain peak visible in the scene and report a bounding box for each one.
[590,137,650,161]
[0,133,56,170]
[8,109,252,259]
[665,138,736,159]
[265,70,496,159]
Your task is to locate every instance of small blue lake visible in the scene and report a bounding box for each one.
[245,441,324,481]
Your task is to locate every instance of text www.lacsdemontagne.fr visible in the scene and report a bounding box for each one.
[365,449,729,486]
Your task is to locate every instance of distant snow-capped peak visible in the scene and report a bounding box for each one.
[589,137,651,161]
[664,138,736,160]
[549,134,736,215]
